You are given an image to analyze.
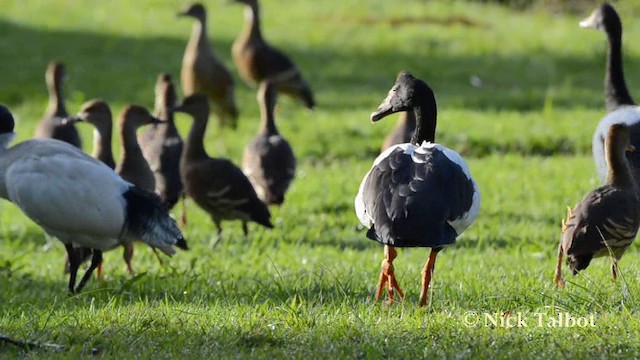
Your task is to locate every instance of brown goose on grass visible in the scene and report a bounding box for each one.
[380,111,417,152]
[140,73,184,209]
[555,123,640,288]
[231,0,315,109]
[242,81,296,205]
[173,94,273,242]
[34,62,82,149]
[179,3,238,129]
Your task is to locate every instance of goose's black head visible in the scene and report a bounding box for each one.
[580,3,621,35]
[178,3,206,20]
[0,105,15,134]
[371,72,436,122]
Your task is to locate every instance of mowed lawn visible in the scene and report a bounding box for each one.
[2,0,640,358]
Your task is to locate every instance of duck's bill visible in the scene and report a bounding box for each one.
[61,115,81,125]
[579,12,598,29]
[370,100,395,122]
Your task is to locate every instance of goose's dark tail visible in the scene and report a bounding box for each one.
[122,186,188,255]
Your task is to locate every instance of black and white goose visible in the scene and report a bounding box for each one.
[355,72,480,306]
[555,123,640,288]
[580,3,640,183]
[0,105,187,293]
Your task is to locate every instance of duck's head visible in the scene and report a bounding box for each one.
[580,3,620,33]
[171,93,209,120]
[371,71,436,123]
[119,105,163,129]
[155,73,177,110]
[46,61,67,86]
[0,105,15,134]
[178,3,206,19]
[65,99,112,127]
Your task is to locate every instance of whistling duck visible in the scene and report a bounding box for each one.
[0,104,187,293]
[179,3,239,129]
[173,94,273,241]
[380,111,417,152]
[140,73,184,209]
[116,105,160,193]
[231,0,315,109]
[580,3,640,184]
[34,62,82,149]
[242,81,296,205]
[66,102,161,276]
[355,72,480,306]
[555,123,640,288]
[65,100,116,169]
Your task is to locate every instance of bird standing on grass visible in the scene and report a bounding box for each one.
[580,3,640,184]
[232,0,315,109]
[34,61,82,149]
[555,124,640,288]
[355,72,480,306]
[179,3,239,129]
[0,105,187,293]
[172,94,273,243]
[242,81,296,205]
[140,73,184,210]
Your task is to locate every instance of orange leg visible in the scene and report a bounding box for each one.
[611,258,619,282]
[419,249,439,307]
[554,243,565,288]
[375,245,404,304]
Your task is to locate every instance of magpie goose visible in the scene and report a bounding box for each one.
[580,3,640,184]
[355,72,480,306]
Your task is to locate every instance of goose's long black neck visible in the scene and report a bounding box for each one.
[605,27,635,111]
[409,105,437,144]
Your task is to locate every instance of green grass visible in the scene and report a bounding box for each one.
[2,0,640,358]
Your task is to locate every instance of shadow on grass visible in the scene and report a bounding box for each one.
[1,16,638,113]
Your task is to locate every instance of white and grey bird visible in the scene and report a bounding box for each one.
[0,104,187,294]
[580,3,640,184]
[355,72,480,306]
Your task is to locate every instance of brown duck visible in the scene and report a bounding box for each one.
[179,3,238,129]
[34,61,82,149]
[380,111,417,152]
[66,100,116,169]
[173,94,273,241]
[231,0,315,109]
[242,81,295,205]
[140,73,184,209]
[66,103,161,276]
[555,123,640,288]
